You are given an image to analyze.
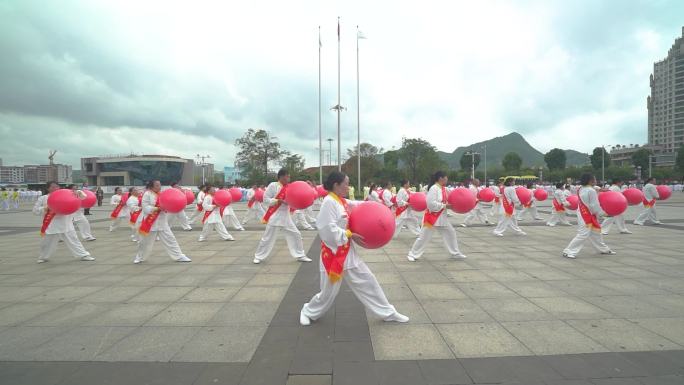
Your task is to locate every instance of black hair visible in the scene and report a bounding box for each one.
[205,183,213,190]
[277,168,289,178]
[429,171,447,190]
[128,187,136,194]
[526,182,533,189]
[46,181,59,189]
[580,173,594,186]
[145,180,157,189]
[323,171,346,191]
[645,177,655,184]
[67,184,76,189]
[114,186,121,193]
[555,182,564,189]
[400,179,408,186]
[369,183,377,191]
[612,178,622,184]
[503,177,515,187]
[170,182,178,187]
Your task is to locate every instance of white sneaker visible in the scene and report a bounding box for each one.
[633,221,644,226]
[197,238,205,242]
[80,256,95,261]
[238,228,245,231]
[620,230,633,234]
[176,255,192,262]
[85,237,96,241]
[133,257,143,264]
[517,231,527,236]
[407,255,416,262]
[653,221,662,225]
[601,250,616,255]
[224,237,235,241]
[300,311,311,326]
[297,256,312,262]
[384,312,409,323]
[36,258,48,264]
[450,254,467,260]
[460,224,467,228]
[562,252,576,259]
[601,231,608,235]
[253,258,261,264]
[546,223,555,227]
[493,232,504,237]
[534,217,543,220]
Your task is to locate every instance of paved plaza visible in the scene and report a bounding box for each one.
[0,196,683,384]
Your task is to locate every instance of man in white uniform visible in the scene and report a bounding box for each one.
[199,186,234,242]
[601,178,632,234]
[253,169,311,264]
[242,186,266,225]
[492,178,526,236]
[393,179,421,238]
[68,184,96,241]
[634,177,662,225]
[546,182,572,226]
[109,187,130,231]
[462,179,490,227]
[169,183,192,231]
[33,181,95,263]
[133,180,191,264]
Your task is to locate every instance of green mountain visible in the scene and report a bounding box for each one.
[436,132,589,170]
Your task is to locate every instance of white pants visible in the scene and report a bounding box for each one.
[490,202,501,217]
[110,217,126,231]
[547,210,571,226]
[130,224,140,242]
[408,223,462,259]
[601,215,627,233]
[294,211,315,230]
[254,223,306,261]
[173,210,192,230]
[199,221,234,241]
[135,228,186,262]
[563,222,611,257]
[40,232,90,260]
[242,205,265,224]
[301,260,396,320]
[634,205,658,224]
[517,205,540,220]
[464,205,489,225]
[304,206,316,223]
[493,214,525,235]
[393,213,421,238]
[1,200,9,210]
[189,208,203,223]
[223,212,244,230]
[12,200,19,209]
[73,218,94,239]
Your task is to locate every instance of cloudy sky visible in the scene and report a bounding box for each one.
[1,0,682,170]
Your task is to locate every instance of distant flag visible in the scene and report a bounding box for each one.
[337,17,340,41]
[319,26,322,47]
[357,29,367,40]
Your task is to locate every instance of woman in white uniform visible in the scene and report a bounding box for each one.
[199,186,235,242]
[393,179,421,238]
[300,171,408,326]
[492,177,526,236]
[601,178,632,234]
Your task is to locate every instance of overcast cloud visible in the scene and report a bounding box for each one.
[0,0,682,169]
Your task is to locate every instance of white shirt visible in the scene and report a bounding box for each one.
[316,194,362,271]
[504,186,521,206]
[33,194,75,234]
[110,194,129,218]
[368,190,381,203]
[141,190,169,231]
[578,186,604,216]
[196,191,206,206]
[608,185,621,193]
[396,188,410,208]
[263,182,294,227]
[426,184,449,227]
[643,183,659,201]
[202,195,223,224]
[381,189,393,207]
[553,189,568,206]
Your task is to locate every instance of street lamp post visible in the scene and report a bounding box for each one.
[196,154,211,185]
[539,166,543,184]
[327,138,334,166]
[483,144,487,185]
[465,151,480,181]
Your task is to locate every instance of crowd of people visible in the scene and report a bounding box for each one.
[29,169,675,325]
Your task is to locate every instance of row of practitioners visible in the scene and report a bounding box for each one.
[32,170,666,328]
[1,188,42,210]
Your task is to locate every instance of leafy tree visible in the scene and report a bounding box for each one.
[459,152,481,172]
[676,145,684,172]
[631,148,651,171]
[347,143,382,158]
[544,148,566,171]
[502,152,522,172]
[234,129,286,183]
[398,138,445,183]
[280,153,305,176]
[589,147,610,170]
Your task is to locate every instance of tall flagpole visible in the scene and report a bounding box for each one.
[336,17,341,171]
[356,25,361,192]
[318,26,322,184]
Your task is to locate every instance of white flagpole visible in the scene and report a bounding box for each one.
[318,26,323,185]
[356,25,361,192]
[337,17,341,172]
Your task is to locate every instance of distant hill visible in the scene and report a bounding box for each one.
[436,132,589,170]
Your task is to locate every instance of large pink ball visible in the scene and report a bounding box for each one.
[81,190,97,208]
[408,192,427,211]
[316,185,327,198]
[477,188,495,202]
[516,188,532,206]
[184,189,195,205]
[349,201,395,249]
[228,188,242,202]
[448,187,477,214]
[254,188,264,202]
[599,191,628,217]
[286,181,316,210]
[566,195,579,210]
[214,190,232,207]
[534,188,548,201]
[656,185,672,201]
[622,188,643,206]
[159,188,187,213]
[48,189,81,215]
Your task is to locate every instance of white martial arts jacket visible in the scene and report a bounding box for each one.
[426,184,449,227]
[110,194,129,218]
[263,182,294,227]
[553,189,568,206]
[140,190,170,231]
[316,194,362,271]
[381,189,393,207]
[578,186,605,218]
[202,195,223,224]
[368,190,381,203]
[504,186,521,208]
[643,183,659,201]
[33,194,75,234]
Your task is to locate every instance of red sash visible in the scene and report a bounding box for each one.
[642,198,656,208]
[502,193,514,217]
[110,196,125,219]
[247,197,256,208]
[552,198,565,212]
[578,188,601,232]
[40,209,56,236]
[321,193,350,283]
[261,183,287,224]
[129,196,143,224]
[196,203,203,212]
[423,186,447,227]
[139,194,160,235]
[395,191,410,217]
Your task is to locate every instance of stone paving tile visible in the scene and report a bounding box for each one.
[29,326,135,361]
[145,303,224,326]
[180,287,240,302]
[0,326,69,360]
[422,299,495,324]
[208,302,279,326]
[455,281,521,299]
[628,318,684,346]
[370,324,454,360]
[171,326,267,362]
[94,326,201,361]
[437,322,533,358]
[0,302,65,326]
[476,298,555,322]
[409,283,468,301]
[85,303,169,326]
[128,286,194,303]
[566,319,683,351]
[501,320,609,355]
[25,302,111,326]
[528,297,614,319]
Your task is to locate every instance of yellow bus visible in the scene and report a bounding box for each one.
[498,175,538,185]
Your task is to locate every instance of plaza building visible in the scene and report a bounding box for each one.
[81,154,195,186]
